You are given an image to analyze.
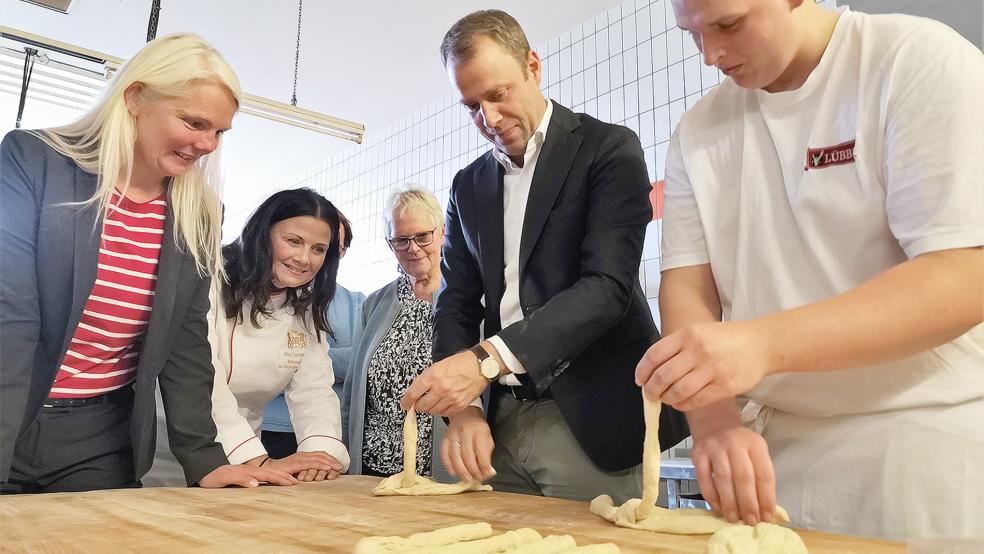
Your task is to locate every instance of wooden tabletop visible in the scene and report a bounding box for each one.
[0,475,905,553]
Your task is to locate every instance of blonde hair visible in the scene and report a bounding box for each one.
[384,185,444,236]
[35,32,242,277]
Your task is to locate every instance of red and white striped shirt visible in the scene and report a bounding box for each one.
[48,191,167,398]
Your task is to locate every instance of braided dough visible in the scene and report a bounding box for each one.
[590,395,795,538]
[354,523,620,553]
[372,408,491,496]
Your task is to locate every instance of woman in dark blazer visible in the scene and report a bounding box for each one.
[0,33,295,493]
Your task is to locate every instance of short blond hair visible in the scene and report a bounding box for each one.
[384,185,444,236]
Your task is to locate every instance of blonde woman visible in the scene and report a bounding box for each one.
[0,33,296,492]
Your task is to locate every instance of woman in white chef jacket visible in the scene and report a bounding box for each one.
[149,188,350,484]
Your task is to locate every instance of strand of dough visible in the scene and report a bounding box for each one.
[402,404,419,488]
[404,528,541,553]
[507,534,577,553]
[590,394,793,535]
[353,523,493,554]
[355,525,622,554]
[635,392,661,520]
[565,545,622,553]
[373,408,492,496]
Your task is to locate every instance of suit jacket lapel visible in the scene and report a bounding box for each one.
[519,104,583,274]
[139,190,183,380]
[64,170,101,358]
[473,153,506,313]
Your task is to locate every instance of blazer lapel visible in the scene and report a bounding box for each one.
[139,192,183,380]
[473,153,506,311]
[519,104,583,274]
[63,170,101,358]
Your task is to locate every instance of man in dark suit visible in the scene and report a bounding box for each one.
[401,10,689,502]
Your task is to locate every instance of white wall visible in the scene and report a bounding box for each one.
[291,0,839,331]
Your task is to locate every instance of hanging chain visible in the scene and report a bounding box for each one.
[15,48,38,129]
[146,0,162,42]
[291,0,303,106]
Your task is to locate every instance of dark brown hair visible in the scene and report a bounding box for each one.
[222,188,340,342]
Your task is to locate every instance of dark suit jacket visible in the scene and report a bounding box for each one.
[0,130,228,485]
[433,103,689,471]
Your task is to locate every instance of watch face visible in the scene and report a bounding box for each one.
[480,358,499,379]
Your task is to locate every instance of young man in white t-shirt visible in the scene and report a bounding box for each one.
[635,0,983,540]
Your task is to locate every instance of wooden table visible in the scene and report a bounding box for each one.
[0,475,905,553]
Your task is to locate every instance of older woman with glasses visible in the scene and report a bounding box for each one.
[342,186,444,477]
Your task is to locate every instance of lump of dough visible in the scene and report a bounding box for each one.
[705,522,807,554]
[590,495,790,535]
[374,408,493,497]
[372,472,492,496]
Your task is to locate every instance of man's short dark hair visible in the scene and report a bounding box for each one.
[440,10,532,76]
[339,211,354,248]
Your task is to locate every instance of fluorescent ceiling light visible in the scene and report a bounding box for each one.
[0,25,365,143]
[19,0,75,15]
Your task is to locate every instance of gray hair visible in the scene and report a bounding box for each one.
[384,185,444,236]
[439,10,532,75]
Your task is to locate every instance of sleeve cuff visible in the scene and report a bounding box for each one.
[487,335,527,374]
[659,254,711,272]
[901,230,984,260]
[225,436,267,465]
[296,435,351,472]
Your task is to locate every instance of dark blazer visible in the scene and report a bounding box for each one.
[433,103,689,471]
[0,130,228,485]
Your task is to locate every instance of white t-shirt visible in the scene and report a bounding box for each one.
[662,8,984,416]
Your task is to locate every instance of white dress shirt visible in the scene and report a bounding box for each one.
[486,100,554,386]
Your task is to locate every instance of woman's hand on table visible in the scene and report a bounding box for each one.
[689,404,777,526]
[198,464,299,488]
[293,453,343,482]
[266,452,343,481]
[442,406,496,483]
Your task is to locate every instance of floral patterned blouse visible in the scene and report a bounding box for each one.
[362,274,434,476]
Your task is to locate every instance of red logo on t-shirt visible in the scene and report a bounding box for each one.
[805,139,855,170]
[650,180,664,220]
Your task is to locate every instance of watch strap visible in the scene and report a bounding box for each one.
[470,344,497,381]
[470,343,492,362]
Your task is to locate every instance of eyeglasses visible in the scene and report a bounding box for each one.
[387,227,437,251]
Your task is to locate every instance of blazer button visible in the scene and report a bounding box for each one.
[552,361,570,377]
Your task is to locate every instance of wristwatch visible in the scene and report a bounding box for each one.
[470,344,500,382]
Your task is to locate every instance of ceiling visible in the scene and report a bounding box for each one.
[1,0,621,222]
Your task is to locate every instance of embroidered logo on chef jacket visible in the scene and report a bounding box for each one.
[804,139,856,170]
[286,329,307,349]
